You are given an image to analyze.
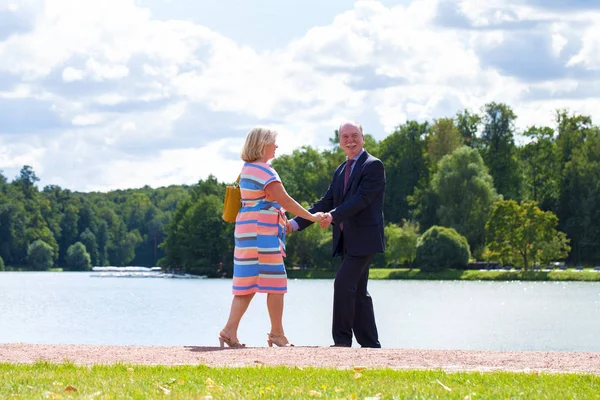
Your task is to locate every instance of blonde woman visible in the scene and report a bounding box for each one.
[219,127,324,348]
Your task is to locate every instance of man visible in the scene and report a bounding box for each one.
[289,121,386,348]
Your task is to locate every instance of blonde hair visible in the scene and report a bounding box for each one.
[241,127,278,162]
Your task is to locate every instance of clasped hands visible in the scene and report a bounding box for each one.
[310,212,333,228]
[314,212,333,229]
[285,212,334,234]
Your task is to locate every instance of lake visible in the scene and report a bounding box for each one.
[1,272,599,351]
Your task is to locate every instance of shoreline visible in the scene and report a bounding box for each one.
[1,344,599,375]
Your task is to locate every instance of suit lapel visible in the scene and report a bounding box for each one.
[342,151,369,198]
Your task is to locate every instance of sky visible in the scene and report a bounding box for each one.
[0,0,599,192]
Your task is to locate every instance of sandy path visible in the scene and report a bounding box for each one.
[1,344,599,374]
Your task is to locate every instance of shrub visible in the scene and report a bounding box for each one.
[66,242,92,271]
[27,239,55,271]
[414,226,471,272]
[0,255,4,271]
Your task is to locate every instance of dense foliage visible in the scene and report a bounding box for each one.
[414,226,471,272]
[1,103,599,275]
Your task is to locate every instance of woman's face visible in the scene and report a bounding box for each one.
[264,140,278,161]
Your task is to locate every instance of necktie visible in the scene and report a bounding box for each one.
[344,159,355,191]
[340,159,355,232]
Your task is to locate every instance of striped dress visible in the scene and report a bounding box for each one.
[232,162,287,295]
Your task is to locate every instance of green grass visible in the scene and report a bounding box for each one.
[288,268,600,281]
[1,362,599,399]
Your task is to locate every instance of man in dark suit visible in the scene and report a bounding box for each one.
[289,121,386,348]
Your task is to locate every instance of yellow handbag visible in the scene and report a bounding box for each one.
[222,174,241,223]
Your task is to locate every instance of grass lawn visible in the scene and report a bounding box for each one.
[1,362,599,399]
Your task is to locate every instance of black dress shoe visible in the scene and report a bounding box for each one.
[330,343,351,347]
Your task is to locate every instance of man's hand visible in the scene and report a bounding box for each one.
[319,213,333,229]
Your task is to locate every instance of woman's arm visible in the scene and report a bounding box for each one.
[265,182,322,222]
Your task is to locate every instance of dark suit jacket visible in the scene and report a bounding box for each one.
[295,150,386,257]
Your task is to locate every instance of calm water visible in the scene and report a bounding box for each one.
[1,272,599,351]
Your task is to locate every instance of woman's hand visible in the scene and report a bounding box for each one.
[309,212,325,222]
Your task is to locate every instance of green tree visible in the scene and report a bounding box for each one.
[520,126,560,211]
[0,255,5,271]
[58,203,79,265]
[79,228,99,266]
[414,226,471,272]
[485,200,570,270]
[96,220,109,265]
[286,222,332,269]
[0,200,29,265]
[556,110,592,165]
[415,147,499,256]
[456,108,481,147]
[558,128,600,265]
[13,165,39,199]
[65,242,92,271]
[272,146,332,204]
[384,221,419,267]
[478,102,522,200]
[427,118,464,166]
[161,194,233,276]
[380,121,429,223]
[27,239,54,271]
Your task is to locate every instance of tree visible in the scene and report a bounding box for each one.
[27,239,54,271]
[65,242,92,271]
[414,226,471,272]
[427,118,464,166]
[478,102,523,200]
[79,228,99,266]
[272,146,332,205]
[13,165,39,199]
[0,255,4,271]
[384,221,419,267]
[161,194,234,276]
[58,203,79,265]
[415,147,499,257]
[485,200,570,270]
[558,128,600,265]
[286,222,333,269]
[456,109,481,147]
[96,220,109,265]
[556,110,592,165]
[379,121,429,223]
[520,126,560,211]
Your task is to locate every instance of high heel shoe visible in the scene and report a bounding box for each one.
[267,333,294,347]
[218,330,245,348]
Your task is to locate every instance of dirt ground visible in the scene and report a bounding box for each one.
[1,344,599,374]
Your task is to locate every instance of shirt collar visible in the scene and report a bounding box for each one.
[347,149,365,162]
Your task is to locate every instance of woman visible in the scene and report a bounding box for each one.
[219,127,323,348]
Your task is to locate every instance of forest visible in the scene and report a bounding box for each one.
[1,102,598,276]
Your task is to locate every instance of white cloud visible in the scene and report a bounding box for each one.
[72,114,103,126]
[567,22,600,69]
[1,0,600,191]
[62,67,85,82]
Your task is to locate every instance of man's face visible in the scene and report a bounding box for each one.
[339,124,364,159]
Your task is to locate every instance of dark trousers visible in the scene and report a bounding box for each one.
[332,237,381,348]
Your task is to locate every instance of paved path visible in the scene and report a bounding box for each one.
[1,344,599,374]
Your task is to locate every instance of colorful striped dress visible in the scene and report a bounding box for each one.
[232,162,287,295]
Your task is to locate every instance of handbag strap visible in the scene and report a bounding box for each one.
[234,174,241,188]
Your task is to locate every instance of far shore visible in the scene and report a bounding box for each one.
[3,267,600,281]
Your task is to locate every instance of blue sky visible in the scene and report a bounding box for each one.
[1,0,599,191]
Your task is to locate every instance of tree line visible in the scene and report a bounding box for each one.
[1,102,599,275]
